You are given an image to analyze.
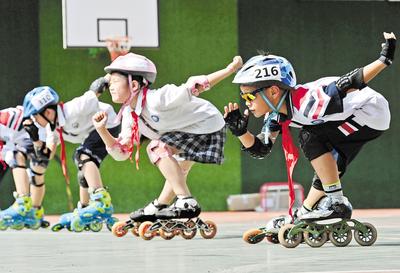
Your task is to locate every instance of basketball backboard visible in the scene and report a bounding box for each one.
[62,0,159,48]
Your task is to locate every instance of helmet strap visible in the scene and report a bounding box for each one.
[39,106,57,131]
[260,90,288,114]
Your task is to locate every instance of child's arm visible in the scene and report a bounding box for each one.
[186,56,243,96]
[336,32,396,94]
[224,102,274,159]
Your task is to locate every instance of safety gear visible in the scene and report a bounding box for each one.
[224,109,249,137]
[241,134,272,159]
[104,53,157,84]
[379,35,396,66]
[23,86,59,118]
[23,122,40,142]
[335,68,366,93]
[233,54,296,89]
[89,77,109,94]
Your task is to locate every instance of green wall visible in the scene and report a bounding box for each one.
[238,0,400,208]
[39,0,240,213]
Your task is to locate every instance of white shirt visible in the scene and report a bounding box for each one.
[289,77,390,130]
[46,91,120,145]
[107,84,225,161]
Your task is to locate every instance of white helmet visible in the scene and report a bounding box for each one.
[104,53,157,84]
[233,54,296,89]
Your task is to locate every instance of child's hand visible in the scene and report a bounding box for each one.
[227,56,243,73]
[92,111,108,129]
[22,119,40,142]
[223,102,249,137]
[186,75,211,96]
[379,32,396,66]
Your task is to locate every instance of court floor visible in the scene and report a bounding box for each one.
[0,209,399,273]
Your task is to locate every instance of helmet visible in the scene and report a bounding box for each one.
[104,53,157,84]
[232,54,296,89]
[23,86,59,118]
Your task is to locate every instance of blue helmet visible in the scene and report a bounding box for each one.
[23,86,59,118]
[232,54,296,89]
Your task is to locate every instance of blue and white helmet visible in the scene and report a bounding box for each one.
[23,86,59,118]
[232,54,296,89]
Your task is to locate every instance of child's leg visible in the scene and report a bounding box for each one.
[11,152,30,195]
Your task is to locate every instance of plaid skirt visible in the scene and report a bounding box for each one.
[159,127,226,165]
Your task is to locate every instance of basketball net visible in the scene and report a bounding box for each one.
[106,36,132,61]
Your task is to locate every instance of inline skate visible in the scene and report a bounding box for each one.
[69,188,117,232]
[0,193,33,230]
[24,206,50,229]
[278,196,377,248]
[137,197,217,240]
[112,199,168,237]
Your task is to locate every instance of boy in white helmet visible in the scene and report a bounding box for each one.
[224,32,395,226]
[93,53,243,224]
[22,81,120,232]
[0,106,49,230]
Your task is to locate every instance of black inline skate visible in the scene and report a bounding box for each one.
[137,197,217,240]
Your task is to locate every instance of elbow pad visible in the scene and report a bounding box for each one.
[241,135,272,159]
[335,68,366,94]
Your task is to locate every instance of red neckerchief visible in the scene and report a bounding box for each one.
[0,141,6,170]
[280,119,299,220]
[56,102,70,184]
[129,87,148,170]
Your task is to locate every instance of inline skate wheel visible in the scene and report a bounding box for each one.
[11,223,24,230]
[354,222,377,246]
[303,225,328,248]
[242,229,265,244]
[200,220,217,239]
[329,223,352,247]
[0,221,7,231]
[181,220,197,240]
[106,217,119,231]
[138,221,156,240]
[89,222,103,232]
[41,220,50,228]
[51,224,64,232]
[71,218,85,232]
[112,221,128,237]
[266,234,279,244]
[130,222,140,237]
[278,224,302,248]
[28,222,42,230]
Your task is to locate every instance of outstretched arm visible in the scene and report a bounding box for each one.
[187,56,243,96]
[336,32,396,94]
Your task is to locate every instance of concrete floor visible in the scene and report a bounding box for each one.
[0,210,399,273]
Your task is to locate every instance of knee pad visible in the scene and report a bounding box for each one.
[146,140,173,164]
[27,168,45,187]
[5,151,27,169]
[74,150,100,170]
[312,173,324,191]
[77,170,89,188]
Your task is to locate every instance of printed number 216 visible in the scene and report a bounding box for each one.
[255,66,279,78]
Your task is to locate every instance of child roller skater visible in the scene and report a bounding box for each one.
[225,32,395,247]
[93,53,243,239]
[22,81,120,232]
[0,106,50,230]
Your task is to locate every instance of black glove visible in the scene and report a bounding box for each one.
[23,122,40,142]
[224,109,249,137]
[379,36,396,66]
[89,77,109,94]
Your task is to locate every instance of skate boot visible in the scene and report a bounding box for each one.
[24,206,50,229]
[0,193,32,230]
[278,196,377,248]
[111,199,168,238]
[51,202,87,232]
[138,197,217,241]
[70,188,117,232]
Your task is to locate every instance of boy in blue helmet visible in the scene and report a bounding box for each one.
[225,33,395,245]
[22,81,121,232]
[0,105,50,230]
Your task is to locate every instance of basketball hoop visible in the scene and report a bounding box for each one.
[106,36,132,61]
